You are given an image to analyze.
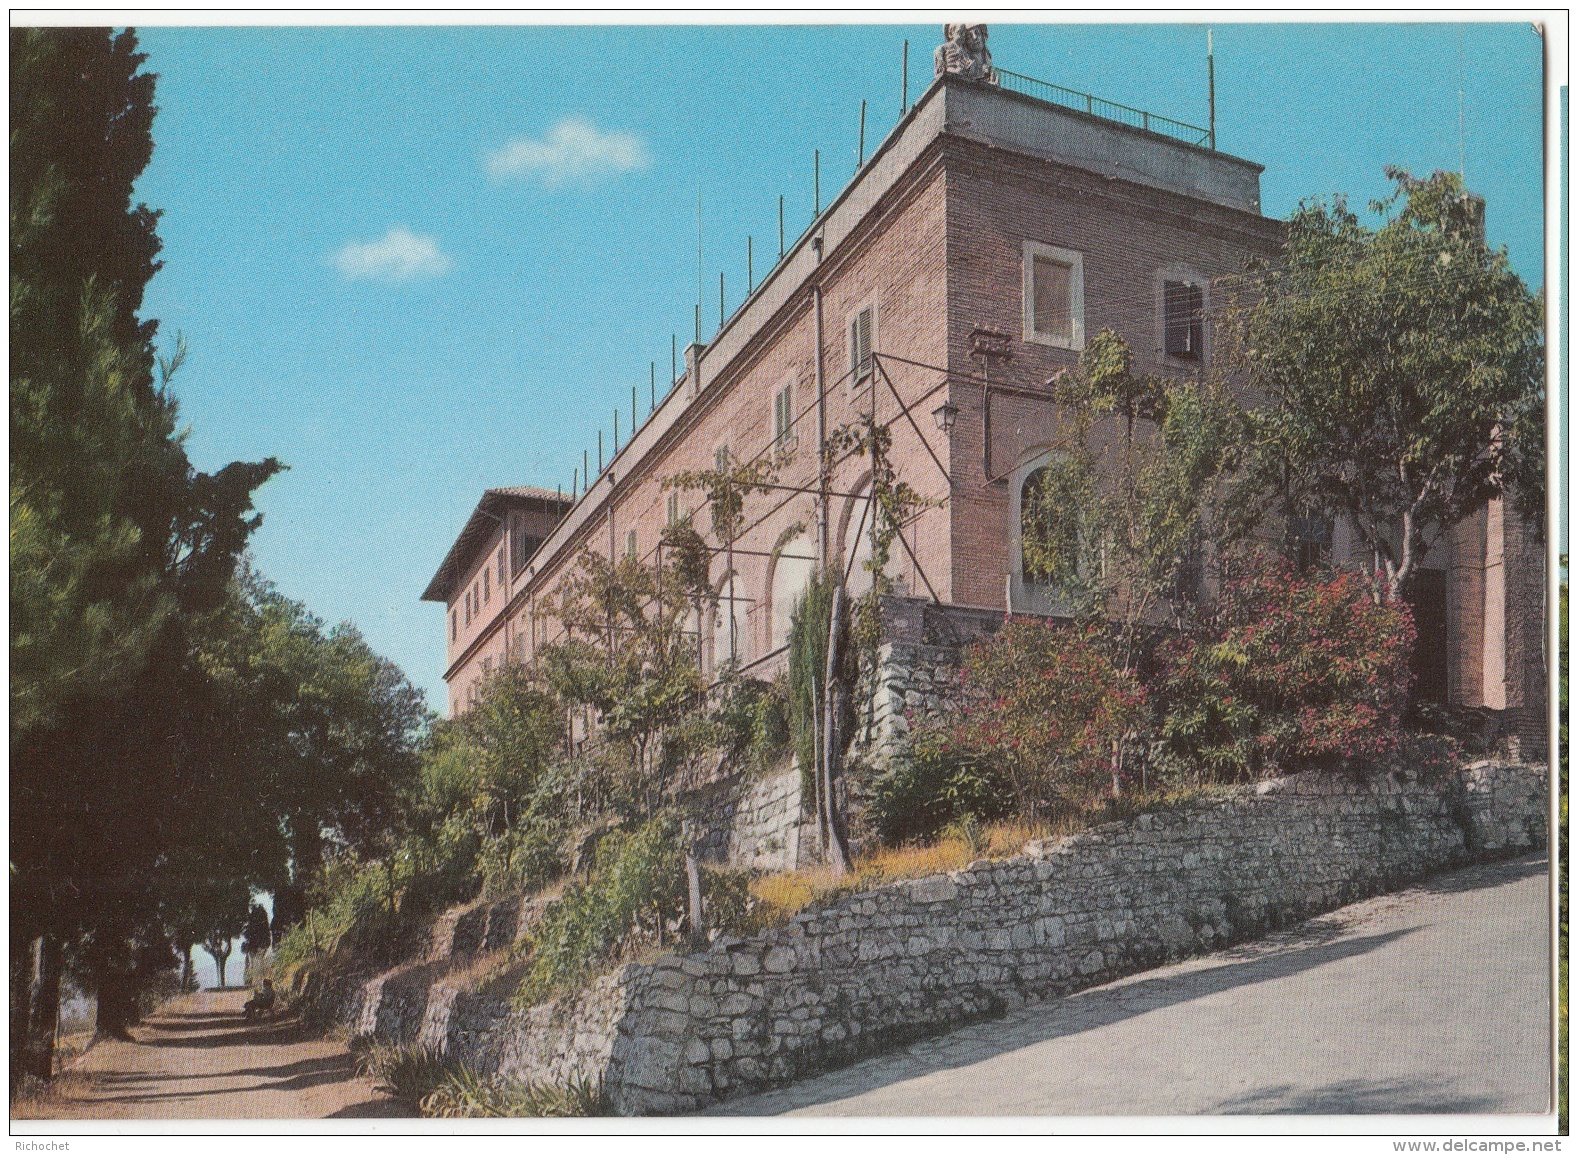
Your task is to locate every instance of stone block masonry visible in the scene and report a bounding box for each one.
[461,760,1544,1113]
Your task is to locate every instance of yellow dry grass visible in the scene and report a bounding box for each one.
[747,787,1223,924]
[748,818,1053,922]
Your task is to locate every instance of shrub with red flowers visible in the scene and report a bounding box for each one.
[955,618,1147,815]
[1157,553,1416,780]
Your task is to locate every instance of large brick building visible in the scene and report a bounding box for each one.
[423,44,1546,753]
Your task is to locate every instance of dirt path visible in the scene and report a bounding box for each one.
[14,988,407,1120]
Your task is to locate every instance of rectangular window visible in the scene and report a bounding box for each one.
[1023,241,1085,349]
[450,609,457,642]
[510,512,526,572]
[667,492,680,526]
[715,445,729,473]
[773,383,794,448]
[483,567,490,605]
[849,306,873,384]
[498,546,507,588]
[1164,280,1204,359]
[626,529,638,560]
[464,589,472,626]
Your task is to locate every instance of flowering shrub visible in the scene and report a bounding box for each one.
[1157,554,1416,779]
[956,619,1147,815]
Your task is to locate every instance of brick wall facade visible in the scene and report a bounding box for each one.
[430,73,1547,757]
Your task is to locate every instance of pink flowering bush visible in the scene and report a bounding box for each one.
[1157,553,1416,779]
[955,619,1147,815]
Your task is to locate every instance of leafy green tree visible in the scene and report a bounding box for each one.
[665,448,784,670]
[544,550,704,815]
[1024,329,1254,669]
[173,877,249,990]
[1226,168,1544,600]
[11,27,282,1073]
[197,571,429,932]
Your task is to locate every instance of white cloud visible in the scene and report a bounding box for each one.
[333,227,452,283]
[486,118,652,187]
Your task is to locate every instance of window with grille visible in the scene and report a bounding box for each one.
[715,445,729,473]
[1163,280,1204,359]
[773,383,794,448]
[1022,241,1085,349]
[1288,511,1333,572]
[667,492,680,526]
[849,306,873,384]
[626,529,638,560]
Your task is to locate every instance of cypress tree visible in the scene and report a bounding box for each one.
[10,27,281,1071]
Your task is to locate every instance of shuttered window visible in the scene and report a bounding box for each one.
[849,307,873,383]
[1022,241,1084,349]
[774,383,793,447]
[1032,257,1073,342]
[1163,280,1204,359]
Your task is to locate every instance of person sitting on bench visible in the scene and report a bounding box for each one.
[243,979,275,1021]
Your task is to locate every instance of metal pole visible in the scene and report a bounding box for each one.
[572,467,577,500]
[697,188,703,331]
[814,149,820,216]
[597,430,603,473]
[632,384,638,433]
[650,362,656,412]
[814,279,828,569]
[858,99,867,167]
[672,334,677,384]
[583,449,588,489]
[1207,29,1216,150]
[902,39,909,112]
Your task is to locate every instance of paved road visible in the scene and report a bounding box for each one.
[15,989,404,1120]
[710,855,1552,1116]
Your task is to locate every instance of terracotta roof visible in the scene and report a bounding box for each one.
[421,486,572,604]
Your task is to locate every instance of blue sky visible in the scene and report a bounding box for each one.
[130,21,1547,713]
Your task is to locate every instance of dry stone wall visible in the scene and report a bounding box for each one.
[483,760,1544,1114]
[727,767,811,872]
[316,759,1545,1116]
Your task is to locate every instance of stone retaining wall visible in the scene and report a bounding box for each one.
[727,767,811,872]
[300,892,547,1041]
[459,759,1545,1114]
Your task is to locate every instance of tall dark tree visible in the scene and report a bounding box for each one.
[10,27,281,1075]
[241,903,272,979]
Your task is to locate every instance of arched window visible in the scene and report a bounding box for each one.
[711,573,745,674]
[1010,450,1080,615]
[840,483,875,595]
[770,533,815,652]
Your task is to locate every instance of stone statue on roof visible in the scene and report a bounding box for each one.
[935,23,996,84]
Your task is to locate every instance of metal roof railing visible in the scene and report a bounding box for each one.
[994,68,1213,149]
